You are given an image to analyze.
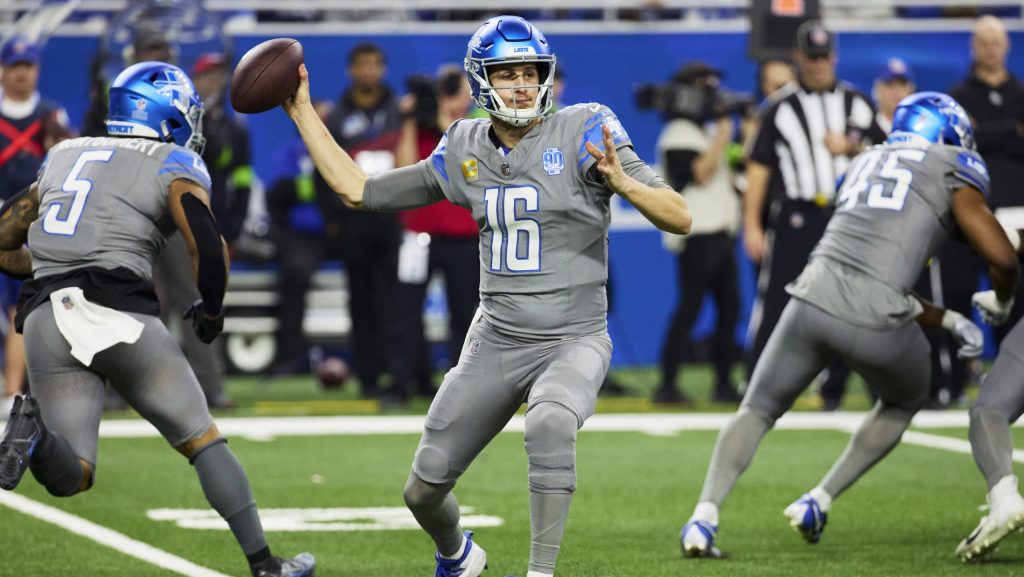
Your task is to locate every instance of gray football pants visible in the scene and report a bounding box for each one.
[23,304,269,555]
[154,233,227,406]
[700,299,930,506]
[406,314,611,572]
[969,319,1024,489]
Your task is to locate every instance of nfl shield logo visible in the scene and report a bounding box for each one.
[468,338,481,355]
[61,296,73,310]
[542,148,564,176]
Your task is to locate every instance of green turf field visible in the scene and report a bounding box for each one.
[2,367,1022,577]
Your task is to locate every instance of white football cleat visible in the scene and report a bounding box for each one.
[435,531,488,577]
[681,519,723,558]
[783,494,828,544]
[956,494,1024,562]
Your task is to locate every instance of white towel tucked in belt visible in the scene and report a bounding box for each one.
[49,287,145,366]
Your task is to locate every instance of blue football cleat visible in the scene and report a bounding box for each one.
[0,395,45,491]
[784,493,828,544]
[681,519,723,558]
[436,530,487,577]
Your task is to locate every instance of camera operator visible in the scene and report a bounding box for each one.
[387,65,479,405]
[645,62,746,405]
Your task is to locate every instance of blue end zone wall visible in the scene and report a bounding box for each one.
[38,30,1024,366]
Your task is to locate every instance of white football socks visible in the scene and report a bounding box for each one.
[440,535,467,560]
[692,501,720,526]
[809,486,833,512]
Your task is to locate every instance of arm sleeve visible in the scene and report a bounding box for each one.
[578,104,634,177]
[180,193,227,315]
[362,161,447,211]
[618,146,673,191]
[945,149,991,198]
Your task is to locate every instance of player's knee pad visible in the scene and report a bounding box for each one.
[412,443,453,485]
[403,472,453,510]
[524,402,579,493]
[176,424,226,464]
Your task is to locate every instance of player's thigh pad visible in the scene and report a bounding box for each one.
[842,319,930,410]
[528,333,612,424]
[23,306,106,465]
[742,301,831,418]
[413,321,525,484]
[90,313,214,449]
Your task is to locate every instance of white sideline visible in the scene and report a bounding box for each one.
[93,410,1019,440]
[0,490,232,577]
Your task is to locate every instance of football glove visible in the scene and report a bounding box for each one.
[183,300,224,344]
[971,290,1015,326]
[941,310,984,358]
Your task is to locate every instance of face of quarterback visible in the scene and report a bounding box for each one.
[488,62,540,111]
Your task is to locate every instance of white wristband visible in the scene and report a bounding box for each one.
[1002,224,1021,252]
[941,309,960,331]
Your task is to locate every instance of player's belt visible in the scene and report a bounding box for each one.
[0,118,44,169]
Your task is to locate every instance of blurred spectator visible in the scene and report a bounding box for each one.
[314,43,403,398]
[653,62,743,405]
[151,52,240,411]
[387,65,478,404]
[0,35,72,416]
[743,21,885,411]
[82,27,176,137]
[191,52,252,247]
[266,101,339,376]
[756,59,796,103]
[950,15,1024,346]
[872,58,916,132]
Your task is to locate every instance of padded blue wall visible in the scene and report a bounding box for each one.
[37,30,1024,365]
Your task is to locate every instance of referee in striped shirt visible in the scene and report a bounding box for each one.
[743,20,886,410]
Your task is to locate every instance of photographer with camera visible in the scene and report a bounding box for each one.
[387,65,479,405]
[643,62,747,405]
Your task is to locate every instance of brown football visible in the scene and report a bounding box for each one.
[230,38,303,114]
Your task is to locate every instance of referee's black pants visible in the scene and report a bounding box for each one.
[658,232,740,393]
[745,200,851,407]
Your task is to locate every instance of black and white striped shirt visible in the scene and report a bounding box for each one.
[751,81,886,204]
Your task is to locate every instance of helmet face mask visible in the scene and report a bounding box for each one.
[888,91,975,151]
[464,15,557,127]
[106,61,206,154]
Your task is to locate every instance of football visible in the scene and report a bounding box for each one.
[230,38,303,114]
[316,357,350,390]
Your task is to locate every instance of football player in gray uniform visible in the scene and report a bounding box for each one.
[680,92,1018,558]
[284,15,691,577]
[957,225,1024,562]
[0,62,314,577]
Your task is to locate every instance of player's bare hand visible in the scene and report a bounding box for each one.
[283,64,311,119]
[585,124,628,192]
[824,132,848,157]
[744,223,766,263]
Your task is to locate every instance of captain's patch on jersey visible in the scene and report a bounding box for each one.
[542,147,564,175]
[462,159,479,183]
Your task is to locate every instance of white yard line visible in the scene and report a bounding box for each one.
[0,490,233,577]
[94,410,1019,440]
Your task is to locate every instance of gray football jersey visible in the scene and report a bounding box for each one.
[788,141,990,328]
[29,136,212,281]
[402,103,632,338]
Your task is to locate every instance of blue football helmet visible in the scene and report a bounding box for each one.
[464,15,556,127]
[887,91,975,150]
[106,61,205,153]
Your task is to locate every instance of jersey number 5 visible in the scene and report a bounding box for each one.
[484,185,541,272]
[43,149,116,236]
